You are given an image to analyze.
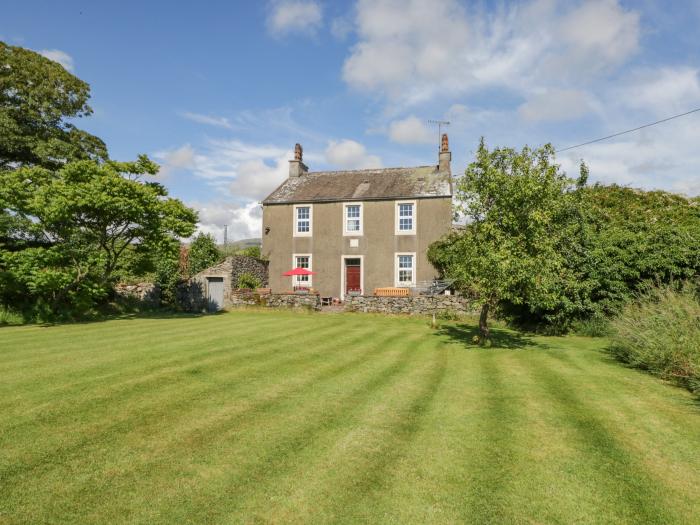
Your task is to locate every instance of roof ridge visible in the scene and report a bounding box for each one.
[307,165,436,175]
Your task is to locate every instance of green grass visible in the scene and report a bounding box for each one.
[1,311,699,524]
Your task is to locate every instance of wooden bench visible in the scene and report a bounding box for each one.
[373,287,410,297]
[255,288,271,295]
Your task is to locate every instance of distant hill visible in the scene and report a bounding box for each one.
[222,238,261,250]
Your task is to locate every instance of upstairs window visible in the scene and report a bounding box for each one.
[294,205,312,236]
[396,253,415,286]
[344,203,363,235]
[396,201,416,234]
[396,201,416,235]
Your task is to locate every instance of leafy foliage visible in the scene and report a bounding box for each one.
[155,243,185,308]
[609,283,700,395]
[0,41,107,170]
[431,139,700,334]
[239,245,262,259]
[220,243,263,259]
[0,304,24,326]
[0,157,197,319]
[237,272,262,290]
[428,139,585,339]
[187,233,221,276]
[525,184,700,331]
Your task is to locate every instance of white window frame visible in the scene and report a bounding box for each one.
[292,253,312,287]
[340,254,364,300]
[293,204,313,237]
[395,200,416,235]
[395,252,416,287]
[343,202,363,236]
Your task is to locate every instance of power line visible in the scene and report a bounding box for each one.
[555,106,700,153]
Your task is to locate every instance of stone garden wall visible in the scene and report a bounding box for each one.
[114,282,160,306]
[263,293,321,310]
[227,290,321,310]
[344,295,476,316]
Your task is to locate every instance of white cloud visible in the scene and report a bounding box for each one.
[558,118,700,196]
[330,16,353,40]
[324,139,382,169]
[614,67,700,117]
[518,89,593,122]
[388,116,434,144]
[267,0,322,37]
[155,144,195,177]
[229,156,289,200]
[156,139,292,198]
[192,200,263,242]
[38,49,74,72]
[156,140,295,242]
[342,0,640,109]
[555,0,640,76]
[180,111,232,129]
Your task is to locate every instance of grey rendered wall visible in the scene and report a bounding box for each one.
[262,197,452,298]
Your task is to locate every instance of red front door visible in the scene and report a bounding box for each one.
[345,259,361,294]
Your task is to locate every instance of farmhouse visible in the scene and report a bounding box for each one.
[261,135,453,300]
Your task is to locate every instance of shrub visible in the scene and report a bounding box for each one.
[572,316,612,337]
[237,272,262,290]
[609,283,700,395]
[0,305,24,326]
[188,233,221,276]
[155,255,182,307]
[240,246,262,259]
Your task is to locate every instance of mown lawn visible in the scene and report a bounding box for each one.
[1,310,699,524]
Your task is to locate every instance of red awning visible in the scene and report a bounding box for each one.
[282,267,317,276]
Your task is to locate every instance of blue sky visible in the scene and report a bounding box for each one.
[3,0,700,240]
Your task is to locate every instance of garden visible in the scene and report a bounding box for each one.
[1,310,699,523]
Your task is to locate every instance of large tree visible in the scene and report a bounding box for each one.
[0,41,107,170]
[0,156,197,316]
[428,139,586,341]
[1,41,109,251]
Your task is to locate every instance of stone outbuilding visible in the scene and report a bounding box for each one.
[178,255,268,311]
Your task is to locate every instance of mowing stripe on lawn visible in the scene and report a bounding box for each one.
[0,313,288,385]
[0,317,330,441]
[0,318,373,485]
[2,323,407,521]
[291,335,448,524]
[0,314,316,407]
[538,347,700,520]
[2,313,699,524]
[528,352,675,524]
[144,330,427,523]
[216,332,440,522]
[453,349,524,524]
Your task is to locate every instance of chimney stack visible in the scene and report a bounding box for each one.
[289,143,308,178]
[439,133,451,173]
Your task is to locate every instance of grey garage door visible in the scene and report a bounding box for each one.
[206,277,224,312]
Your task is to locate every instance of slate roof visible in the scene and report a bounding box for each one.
[263,165,452,204]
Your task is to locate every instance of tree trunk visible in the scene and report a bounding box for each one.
[479,302,490,341]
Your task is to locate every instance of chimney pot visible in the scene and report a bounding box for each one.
[289,143,308,177]
[439,133,451,173]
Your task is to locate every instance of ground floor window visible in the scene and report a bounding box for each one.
[396,253,415,286]
[293,254,312,287]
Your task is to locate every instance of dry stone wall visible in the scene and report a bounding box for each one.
[344,295,476,316]
[228,291,321,310]
[114,282,160,306]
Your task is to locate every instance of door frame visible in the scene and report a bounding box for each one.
[340,255,364,300]
[206,276,225,311]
